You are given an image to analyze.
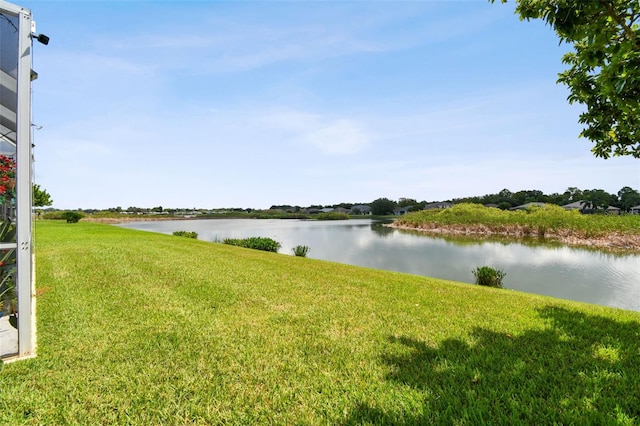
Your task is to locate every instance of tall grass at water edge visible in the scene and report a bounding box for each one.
[0,221,639,424]
[396,203,640,237]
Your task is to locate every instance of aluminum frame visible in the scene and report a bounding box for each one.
[0,0,35,360]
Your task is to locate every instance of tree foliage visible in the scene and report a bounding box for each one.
[33,184,53,207]
[618,186,640,210]
[495,0,640,158]
[582,189,615,210]
[370,198,398,215]
[455,185,638,211]
[61,211,83,223]
[398,198,417,208]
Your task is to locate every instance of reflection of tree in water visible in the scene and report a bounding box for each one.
[396,228,631,258]
[345,306,640,424]
[370,222,395,238]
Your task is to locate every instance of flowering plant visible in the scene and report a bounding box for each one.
[0,155,16,327]
[0,155,16,206]
[0,220,16,328]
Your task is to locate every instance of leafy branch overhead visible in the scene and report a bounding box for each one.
[494,0,640,158]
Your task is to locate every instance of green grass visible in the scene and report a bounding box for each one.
[1,221,639,424]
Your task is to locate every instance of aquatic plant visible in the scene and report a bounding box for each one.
[472,266,506,288]
[172,231,198,239]
[292,245,310,257]
[223,236,281,253]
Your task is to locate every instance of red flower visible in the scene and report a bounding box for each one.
[0,154,16,204]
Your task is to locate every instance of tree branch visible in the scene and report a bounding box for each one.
[602,1,637,42]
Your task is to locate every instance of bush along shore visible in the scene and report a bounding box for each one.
[391,203,640,252]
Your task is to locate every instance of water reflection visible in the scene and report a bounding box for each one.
[370,222,395,238]
[119,219,640,312]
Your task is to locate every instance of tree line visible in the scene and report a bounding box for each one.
[453,186,640,212]
[35,185,640,217]
[369,186,640,215]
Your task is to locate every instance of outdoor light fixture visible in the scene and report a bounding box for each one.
[30,21,49,45]
[33,33,48,45]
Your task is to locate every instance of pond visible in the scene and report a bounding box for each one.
[118,218,640,312]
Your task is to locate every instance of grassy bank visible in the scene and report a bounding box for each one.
[1,221,639,424]
[394,203,640,251]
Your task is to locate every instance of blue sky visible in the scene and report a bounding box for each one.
[24,0,640,210]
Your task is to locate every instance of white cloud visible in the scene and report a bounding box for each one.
[249,109,370,155]
[29,1,640,210]
[303,119,369,155]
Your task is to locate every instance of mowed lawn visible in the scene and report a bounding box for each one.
[1,221,639,424]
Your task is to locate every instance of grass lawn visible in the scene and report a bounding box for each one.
[1,221,639,424]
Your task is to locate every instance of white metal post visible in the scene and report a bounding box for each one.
[15,4,34,358]
[0,0,35,360]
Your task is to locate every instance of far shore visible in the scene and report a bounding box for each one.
[388,222,640,253]
[82,216,197,224]
[80,215,640,253]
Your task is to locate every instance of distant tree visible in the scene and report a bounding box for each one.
[398,198,417,208]
[409,201,427,211]
[498,188,512,199]
[32,184,53,207]
[546,192,569,206]
[511,189,545,205]
[618,186,640,211]
[370,198,398,215]
[608,192,621,208]
[61,211,83,223]
[493,0,640,158]
[583,189,613,210]
[270,205,292,211]
[563,187,584,202]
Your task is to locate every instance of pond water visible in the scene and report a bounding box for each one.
[118,219,640,312]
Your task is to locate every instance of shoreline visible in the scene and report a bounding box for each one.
[81,216,640,253]
[388,222,640,253]
[81,216,198,224]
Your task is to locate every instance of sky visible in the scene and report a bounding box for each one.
[20,0,640,210]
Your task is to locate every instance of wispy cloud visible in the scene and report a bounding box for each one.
[303,119,369,155]
[29,1,639,209]
[84,2,508,76]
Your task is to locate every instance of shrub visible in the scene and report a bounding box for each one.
[472,266,506,288]
[315,212,349,220]
[172,231,198,239]
[223,237,281,253]
[61,211,84,223]
[292,245,310,257]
